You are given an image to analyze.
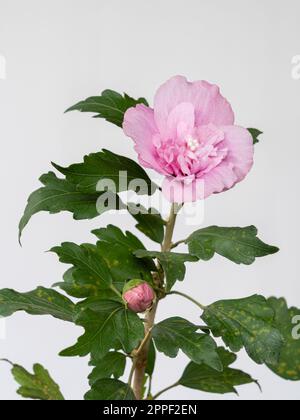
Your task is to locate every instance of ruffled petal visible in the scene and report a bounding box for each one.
[166,102,195,139]
[123,104,168,175]
[154,76,234,134]
[202,126,254,198]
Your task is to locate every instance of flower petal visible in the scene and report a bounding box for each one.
[154,76,234,134]
[123,104,168,174]
[162,176,205,203]
[166,102,195,139]
[202,126,254,198]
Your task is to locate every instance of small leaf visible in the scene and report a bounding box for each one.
[152,317,222,371]
[134,250,198,292]
[186,226,279,265]
[88,352,127,385]
[202,295,284,365]
[53,149,156,195]
[66,89,148,128]
[0,287,75,322]
[60,299,144,360]
[128,204,165,244]
[179,347,258,395]
[11,363,64,400]
[248,128,263,145]
[267,297,300,380]
[85,378,135,400]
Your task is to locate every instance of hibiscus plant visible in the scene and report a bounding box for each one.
[1,76,299,401]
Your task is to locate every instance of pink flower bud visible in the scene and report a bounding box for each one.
[123,280,155,313]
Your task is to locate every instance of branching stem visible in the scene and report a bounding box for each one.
[132,203,181,399]
[167,290,207,311]
[152,381,180,400]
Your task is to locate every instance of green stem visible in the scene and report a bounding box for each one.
[168,290,207,311]
[171,239,186,249]
[110,284,123,299]
[152,381,179,400]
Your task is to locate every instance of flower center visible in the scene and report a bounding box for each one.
[186,136,199,152]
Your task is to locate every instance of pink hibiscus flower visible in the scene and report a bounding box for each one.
[123,76,254,202]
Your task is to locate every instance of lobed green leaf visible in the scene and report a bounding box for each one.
[66,89,148,128]
[186,226,279,265]
[202,295,284,365]
[179,347,258,395]
[153,317,222,371]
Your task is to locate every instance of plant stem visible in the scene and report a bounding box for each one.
[152,381,179,400]
[0,359,14,367]
[132,203,180,400]
[110,284,123,299]
[132,301,158,399]
[168,290,207,311]
[171,239,186,249]
[162,203,181,252]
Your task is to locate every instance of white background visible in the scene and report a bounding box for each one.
[0,0,299,400]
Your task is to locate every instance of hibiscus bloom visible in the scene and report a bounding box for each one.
[123,76,254,202]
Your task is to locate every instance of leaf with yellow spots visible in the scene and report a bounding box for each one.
[267,297,300,380]
[10,363,64,400]
[186,226,279,265]
[50,242,124,300]
[0,287,75,322]
[93,225,155,283]
[202,295,284,365]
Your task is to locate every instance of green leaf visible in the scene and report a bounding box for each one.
[60,299,144,360]
[53,267,123,301]
[186,226,279,265]
[53,149,156,195]
[88,352,127,385]
[202,295,284,365]
[267,297,300,380]
[134,250,198,292]
[128,204,165,244]
[146,340,156,377]
[0,287,75,322]
[92,225,155,283]
[11,363,64,400]
[51,242,115,292]
[179,347,258,395]
[152,317,222,371]
[19,172,102,241]
[248,128,263,145]
[66,89,148,128]
[85,378,135,400]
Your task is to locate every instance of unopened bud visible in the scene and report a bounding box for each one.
[123,280,155,313]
